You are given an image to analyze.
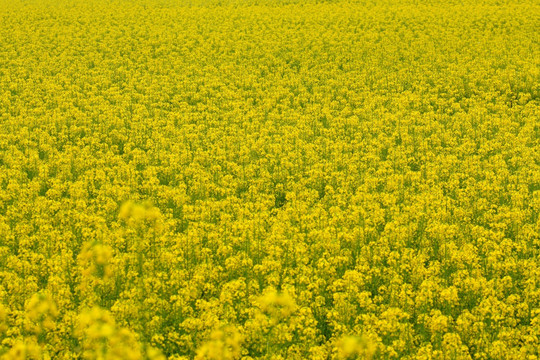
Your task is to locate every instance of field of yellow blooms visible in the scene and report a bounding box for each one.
[1,0,540,359]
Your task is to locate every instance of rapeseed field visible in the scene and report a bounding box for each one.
[1,0,539,358]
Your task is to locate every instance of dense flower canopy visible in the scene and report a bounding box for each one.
[0,0,539,359]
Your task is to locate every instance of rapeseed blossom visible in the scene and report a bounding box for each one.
[0,0,539,358]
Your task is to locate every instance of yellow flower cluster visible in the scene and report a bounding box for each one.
[1,0,539,358]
